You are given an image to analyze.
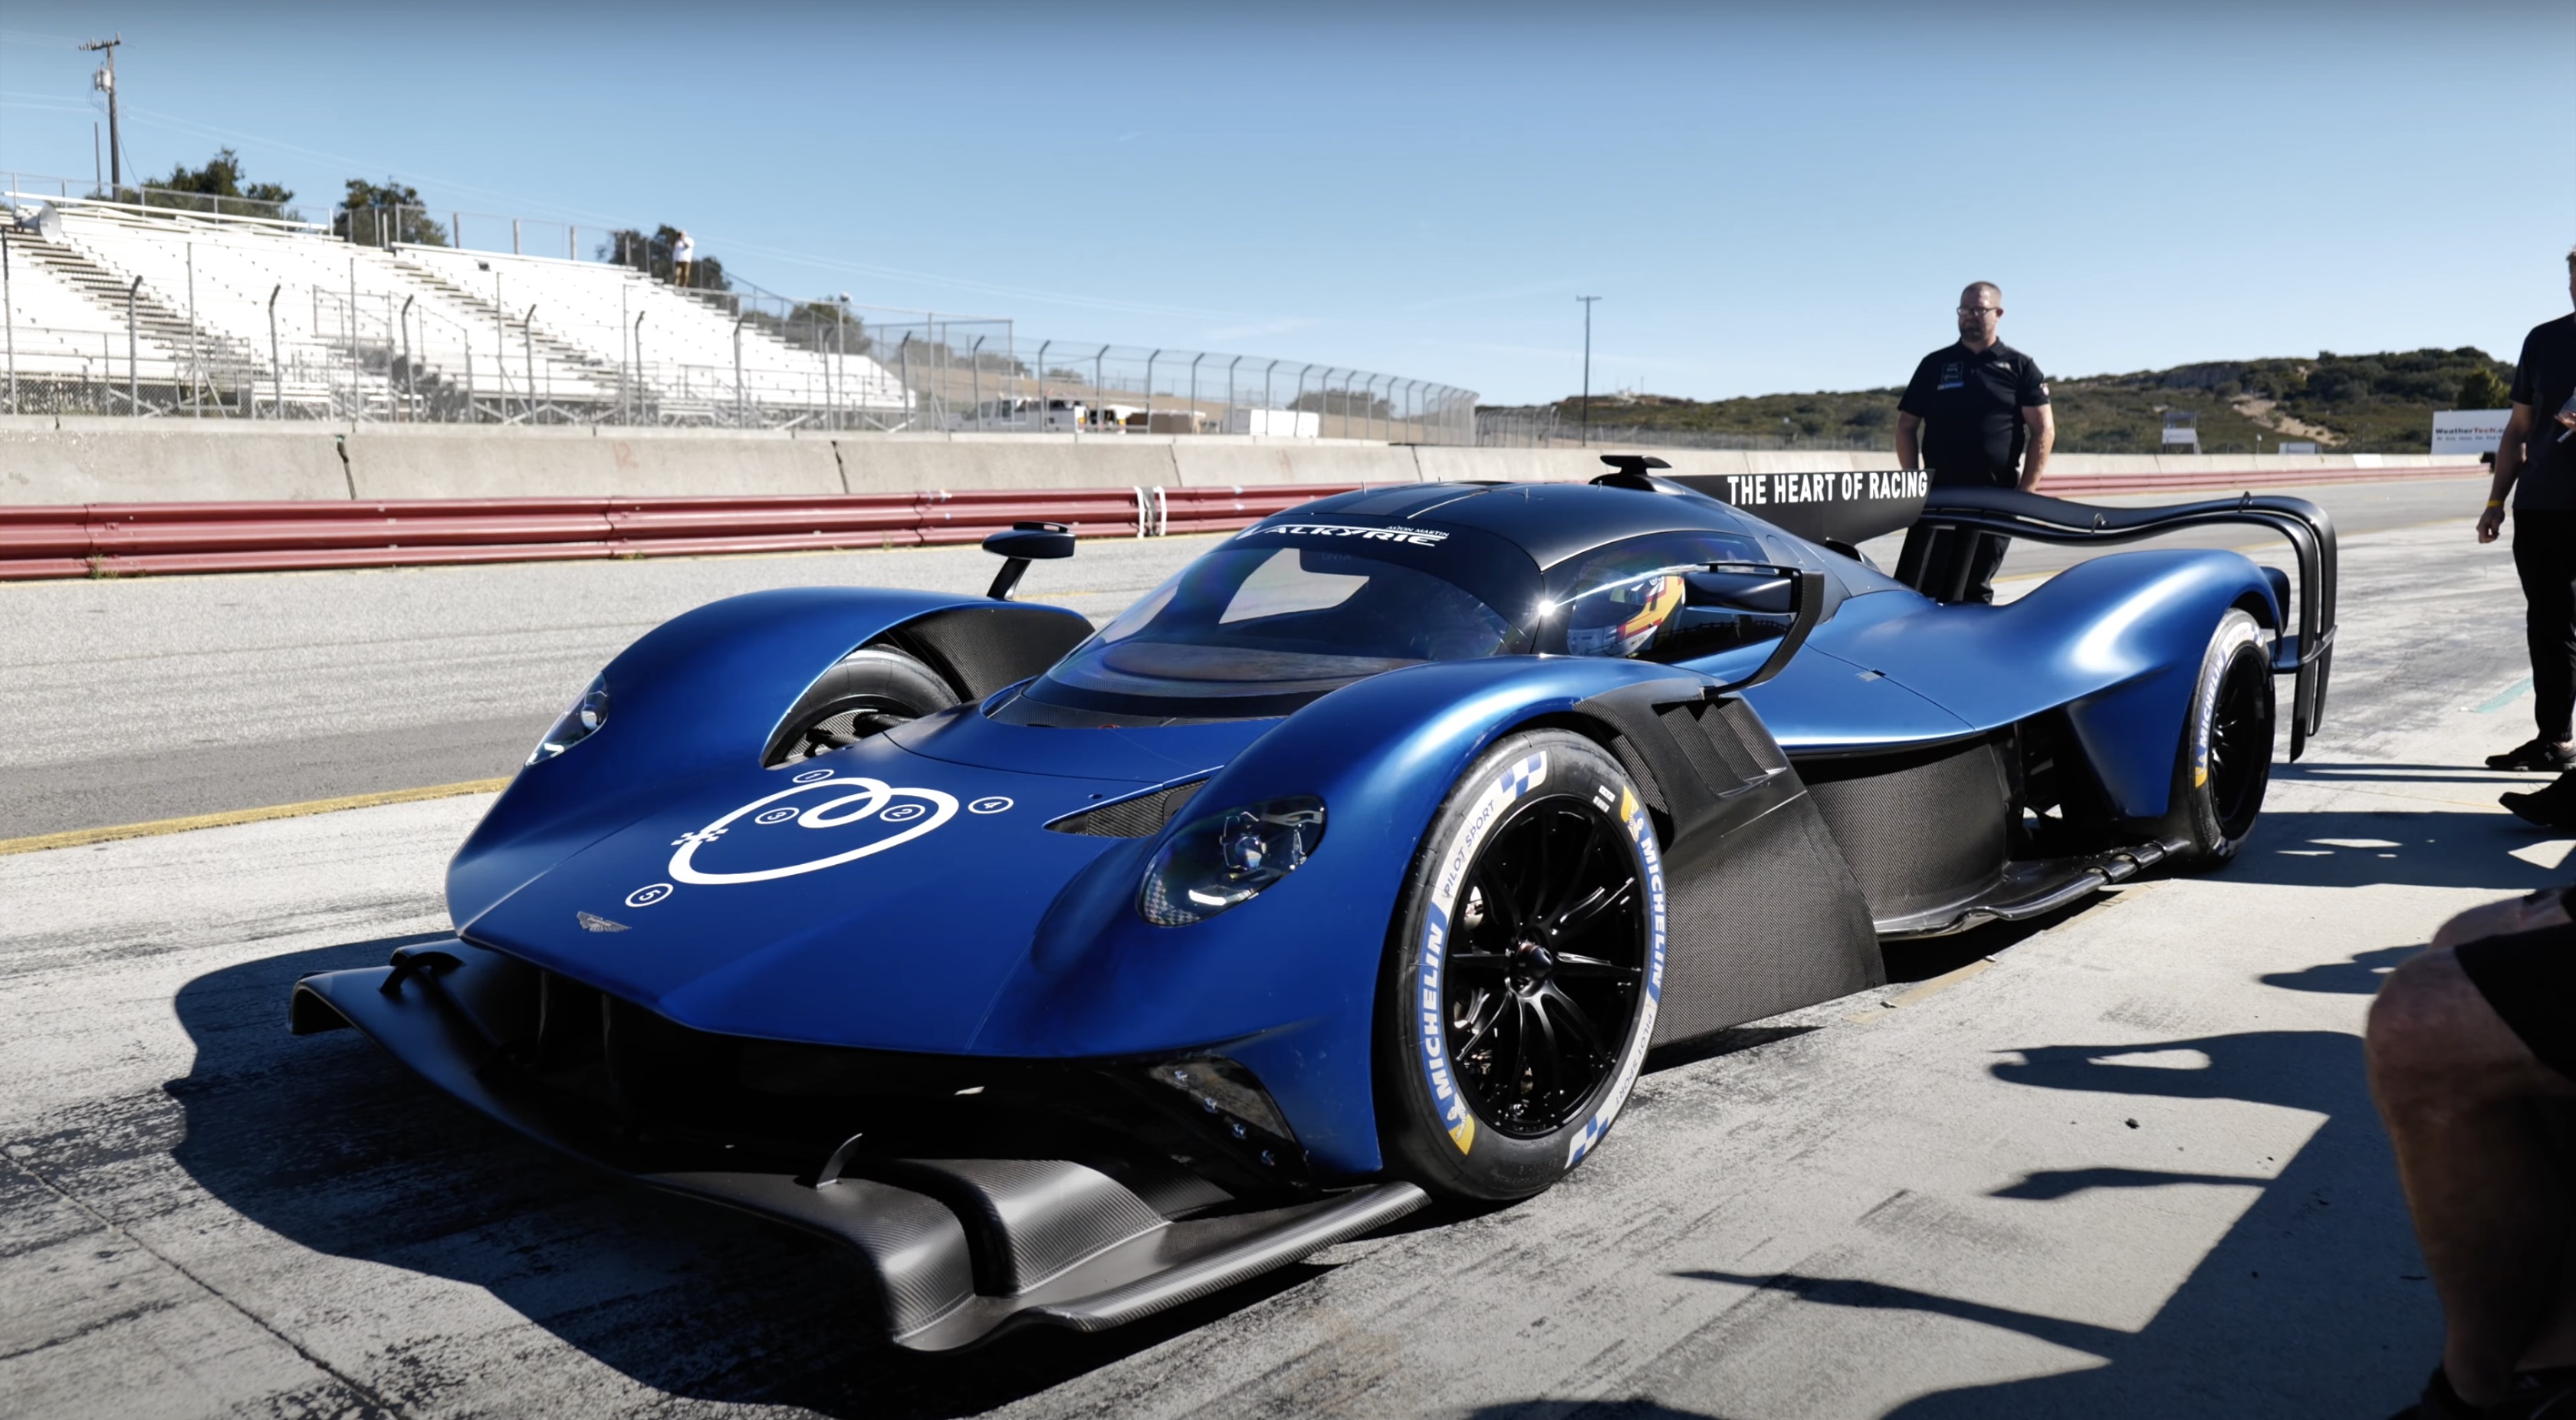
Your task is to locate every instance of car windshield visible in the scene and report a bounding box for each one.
[1004,537,1526,722]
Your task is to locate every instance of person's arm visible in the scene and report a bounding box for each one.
[2017,404,2055,491]
[1896,411,1923,471]
[2431,885,2571,951]
[2479,403,2534,544]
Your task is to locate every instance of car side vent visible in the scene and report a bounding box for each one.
[1046,781,1206,837]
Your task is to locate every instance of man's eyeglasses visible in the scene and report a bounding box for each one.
[1957,306,2000,317]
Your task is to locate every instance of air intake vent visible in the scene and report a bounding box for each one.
[1046,781,1205,837]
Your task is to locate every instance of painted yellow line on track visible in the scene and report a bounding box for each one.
[0,777,511,857]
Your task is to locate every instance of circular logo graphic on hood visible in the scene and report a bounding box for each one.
[667,774,960,886]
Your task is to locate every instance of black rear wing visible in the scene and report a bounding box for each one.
[1894,487,2336,759]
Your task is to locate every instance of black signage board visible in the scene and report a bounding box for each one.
[1664,469,1930,548]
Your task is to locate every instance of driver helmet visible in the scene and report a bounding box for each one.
[1566,572,1684,658]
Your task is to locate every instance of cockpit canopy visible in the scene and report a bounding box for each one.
[994,489,1900,726]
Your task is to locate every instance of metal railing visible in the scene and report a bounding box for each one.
[1477,406,1892,452]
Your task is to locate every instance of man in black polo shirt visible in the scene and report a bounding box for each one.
[2479,248,2576,780]
[1896,281,2055,602]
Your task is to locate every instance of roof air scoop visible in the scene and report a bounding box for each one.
[1591,454,1692,495]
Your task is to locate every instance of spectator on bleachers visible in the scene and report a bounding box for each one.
[671,230,695,290]
[2370,886,2576,1416]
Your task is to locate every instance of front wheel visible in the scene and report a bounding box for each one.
[2169,609,2274,867]
[762,646,959,766]
[1376,730,1668,1202]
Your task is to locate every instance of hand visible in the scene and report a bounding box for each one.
[2479,505,2506,543]
[2433,886,2571,952]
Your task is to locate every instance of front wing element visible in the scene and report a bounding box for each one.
[291,944,1424,1350]
[1894,487,2337,758]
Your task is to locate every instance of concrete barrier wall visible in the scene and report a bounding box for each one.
[0,420,353,504]
[0,415,2482,506]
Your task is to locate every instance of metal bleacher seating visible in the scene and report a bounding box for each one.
[2,235,190,386]
[3,196,908,423]
[389,244,909,420]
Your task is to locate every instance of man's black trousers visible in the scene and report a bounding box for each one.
[2515,509,2576,743]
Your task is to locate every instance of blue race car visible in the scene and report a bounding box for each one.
[291,459,2334,1349]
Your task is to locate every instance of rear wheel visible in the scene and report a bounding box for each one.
[2170,610,2273,866]
[1377,730,1666,1202]
[762,646,959,766]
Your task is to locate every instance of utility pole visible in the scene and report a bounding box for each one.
[1576,295,1600,447]
[81,35,124,191]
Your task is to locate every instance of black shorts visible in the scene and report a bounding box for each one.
[2459,913,2576,1082]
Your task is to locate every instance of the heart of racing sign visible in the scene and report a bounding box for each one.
[665,770,963,886]
[1664,469,1930,547]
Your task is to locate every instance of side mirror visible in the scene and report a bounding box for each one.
[1708,568,1825,694]
[983,521,1076,600]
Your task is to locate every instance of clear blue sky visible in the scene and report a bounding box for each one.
[2,2,2570,405]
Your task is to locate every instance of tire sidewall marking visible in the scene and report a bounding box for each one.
[2191,625,2230,791]
[1566,784,1664,1169]
[2192,614,2260,797]
[1417,750,1549,1155]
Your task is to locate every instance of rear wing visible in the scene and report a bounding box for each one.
[1895,487,2337,759]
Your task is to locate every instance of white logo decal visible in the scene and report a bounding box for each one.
[668,774,960,886]
[1244,521,1448,547]
[624,883,674,908]
[754,807,800,825]
[968,796,1014,814]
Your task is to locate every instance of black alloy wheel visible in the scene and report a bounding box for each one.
[1379,729,1662,1201]
[2206,645,2270,836]
[1441,795,1649,1137]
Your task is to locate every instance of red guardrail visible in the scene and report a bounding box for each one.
[0,463,2487,582]
[0,485,1368,581]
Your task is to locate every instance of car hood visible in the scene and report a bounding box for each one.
[459,708,1267,1054]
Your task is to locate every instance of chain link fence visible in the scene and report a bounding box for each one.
[1476,406,1892,452]
[0,179,1476,442]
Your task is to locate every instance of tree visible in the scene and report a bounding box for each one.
[2457,367,2512,411]
[596,224,728,292]
[136,148,295,217]
[334,179,448,247]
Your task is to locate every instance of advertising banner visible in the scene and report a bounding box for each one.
[2433,409,2510,456]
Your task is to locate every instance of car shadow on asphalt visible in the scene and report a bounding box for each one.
[2274,761,2548,788]
[1458,1405,1723,1419]
[157,935,1339,1419]
[1670,1005,2438,1416]
[2194,805,2568,892]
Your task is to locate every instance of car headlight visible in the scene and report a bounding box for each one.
[1138,796,1326,926]
[527,672,610,765]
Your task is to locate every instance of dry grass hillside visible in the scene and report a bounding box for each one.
[1499,347,2516,454]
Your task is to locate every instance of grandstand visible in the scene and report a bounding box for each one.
[0,186,1479,441]
[2,232,190,396]
[2,196,909,424]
